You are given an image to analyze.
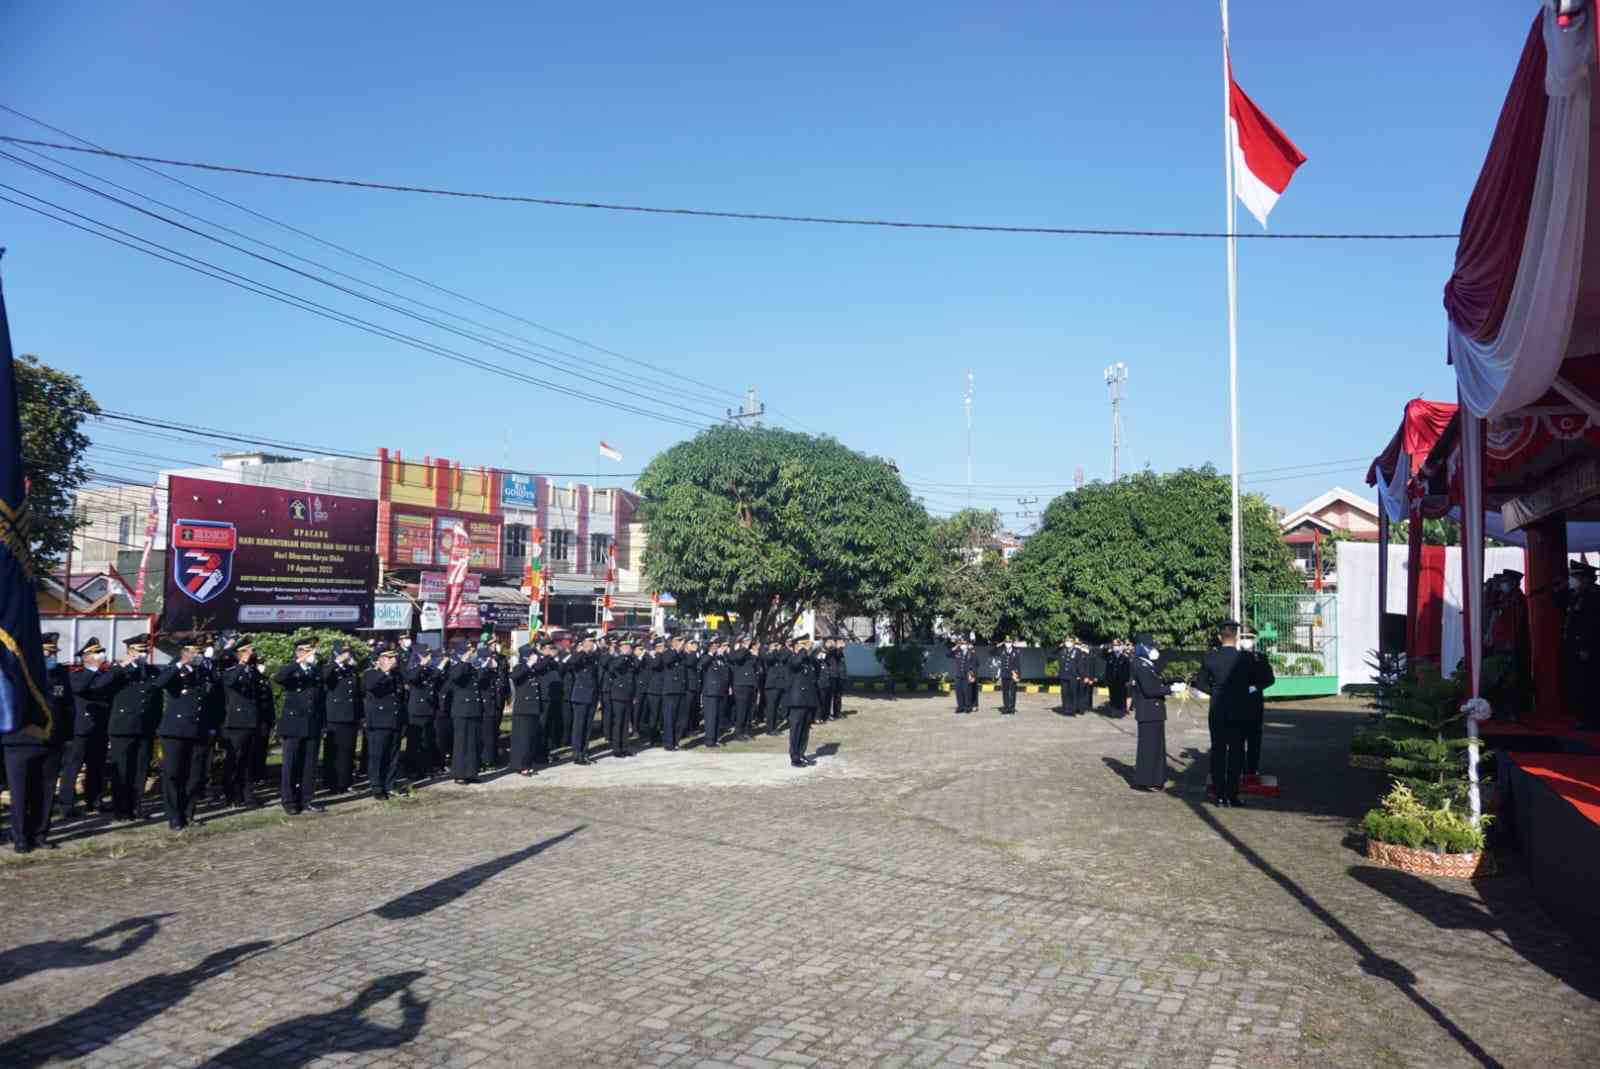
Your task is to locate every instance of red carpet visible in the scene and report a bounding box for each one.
[1505,753,1600,826]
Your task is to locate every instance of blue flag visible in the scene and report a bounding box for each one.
[0,262,53,736]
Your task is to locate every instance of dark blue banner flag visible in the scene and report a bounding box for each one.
[0,262,53,736]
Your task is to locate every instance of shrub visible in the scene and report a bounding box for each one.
[874,643,928,682]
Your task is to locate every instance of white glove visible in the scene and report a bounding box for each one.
[1171,682,1187,693]
[204,646,215,659]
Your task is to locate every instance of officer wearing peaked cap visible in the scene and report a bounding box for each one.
[60,637,116,816]
[321,640,363,795]
[274,640,327,815]
[105,633,162,821]
[219,638,269,808]
[363,646,405,799]
[156,638,215,831]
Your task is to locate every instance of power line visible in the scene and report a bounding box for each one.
[0,185,709,431]
[0,107,752,408]
[1,152,728,426]
[0,135,1462,242]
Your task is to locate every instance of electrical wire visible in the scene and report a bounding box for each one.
[0,135,1462,241]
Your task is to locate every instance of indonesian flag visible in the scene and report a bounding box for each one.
[443,522,471,628]
[599,441,623,462]
[1227,55,1306,229]
[133,484,160,611]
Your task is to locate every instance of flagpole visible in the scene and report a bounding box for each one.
[1221,0,1243,627]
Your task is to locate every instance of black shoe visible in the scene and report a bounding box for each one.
[374,792,390,801]
[706,743,721,749]
[14,842,33,855]
[791,759,808,768]
[803,757,817,765]
[1214,798,1231,808]
[1227,797,1245,808]
[304,803,327,813]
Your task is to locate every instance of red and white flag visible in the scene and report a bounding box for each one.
[598,441,623,463]
[1227,56,1306,228]
[132,484,159,611]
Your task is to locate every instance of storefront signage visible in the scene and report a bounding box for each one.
[501,474,539,509]
[372,600,414,631]
[419,572,481,602]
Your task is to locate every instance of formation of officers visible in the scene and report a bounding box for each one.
[0,628,852,852]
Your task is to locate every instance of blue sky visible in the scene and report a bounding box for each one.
[3,1,1537,522]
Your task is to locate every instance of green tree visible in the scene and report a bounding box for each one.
[17,354,98,572]
[1006,466,1300,647]
[930,508,1015,642]
[636,426,940,639]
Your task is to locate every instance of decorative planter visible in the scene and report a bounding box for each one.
[1364,836,1496,879]
[1348,753,1387,770]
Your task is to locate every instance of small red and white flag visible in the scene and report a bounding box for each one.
[598,441,623,462]
[1227,56,1306,229]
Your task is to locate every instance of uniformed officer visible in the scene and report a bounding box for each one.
[363,646,405,799]
[827,638,848,721]
[60,637,116,815]
[2,632,73,851]
[684,639,704,734]
[659,636,688,750]
[434,644,455,771]
[480,643,507,770]
[535,638,564,755]
[1239,631,1275,780]
[1566,561,1600,728]
[729,636,760,741]
[274,641,327,815]
[219,639,270,808]
[1193,620,1272,807]
[762,641,790,736]
[321,642,363,794]
[605,641,638,757]
[700,638,733,746]
[448,641,487,783]
[1056,637,1077,714]
[997,637,1022,715]
[105,634,161,821]
[156,640,215,831]
[1129,633,1173,791]
[642,639,666,744]
[786,637,821,767]
[402,644,440,780]
[509,641,547,775]
[565,636,601,765]
[953,640,978,714]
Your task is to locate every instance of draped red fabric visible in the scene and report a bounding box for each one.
[1442,16,1549,347]
[1413,545,1447,662]
[1366,399,1458,485]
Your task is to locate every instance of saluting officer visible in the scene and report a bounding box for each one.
[363,645,405,799]
[565,636,601,765]
[480,642,507,771]
[219,639,270,808]
[402,643,440,781]
[105,634,161,822]
[763,641,790,736]
[953,640,978,714]
[700,638,733,747]
[156,639,215,831]
[786,637,821,767]
[60,637,116,816]
[605,641,638,758]
[729,636,760,742]
[448,641,486,784]
[322,642,363,794]
[509,641,547,775]
[997,637,1022,715]
[274,641,327,815]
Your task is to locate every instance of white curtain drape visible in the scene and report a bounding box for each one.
[1451,6,1593,419]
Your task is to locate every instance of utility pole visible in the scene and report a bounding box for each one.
[1104,362,1128,482]
[1016,496,1040,533]
[726,386,765,426]
[965,370,975,509]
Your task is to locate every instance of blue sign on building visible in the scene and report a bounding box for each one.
[502,474,539,509]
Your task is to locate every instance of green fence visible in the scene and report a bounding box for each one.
[1250,592,1340,698]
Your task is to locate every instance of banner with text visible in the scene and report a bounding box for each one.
[162,475,377,632]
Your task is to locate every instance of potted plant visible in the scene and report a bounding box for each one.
[1362,784,1495,878]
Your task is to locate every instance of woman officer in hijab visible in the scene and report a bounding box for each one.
[1130,633,1173,792]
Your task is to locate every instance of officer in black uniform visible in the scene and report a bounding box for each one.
[363,645,405,799]
[659,636,687,750]
[763,641,790,736]
[684,639,704,735]
[480,642,506,771]
[1193,620,1272,807]
[565,636,601,764]
[827,638,848,720]
[997,637,1022,715]
[402,643,440,781]
[729,636,760,741]
[105,634,161,821]
[536,637,564,755]
[642,639,666,745]
[156,640,215,831]
[321,641,363,794]
[219,638,270,808]
[448,641,486,783]
[1056,637,1077,714]
[1129,633,1173,791]
[60,637,116,815]
[953,640,978,714]
[274,641,327,815]
[786,637,821,767]
[814,639,837,723]
[509,641,546,774]
[1565,561,1600,727]
[700,638,733,746]
[605,640,638,757]
[2,632,73,851]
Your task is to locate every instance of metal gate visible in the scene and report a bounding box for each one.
[1248,593,1339,697]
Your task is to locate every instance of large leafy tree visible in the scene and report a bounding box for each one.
[17,354,98,572]
[636,426,940,639]
[1007,466,1300,647]
[931,508,1016,642]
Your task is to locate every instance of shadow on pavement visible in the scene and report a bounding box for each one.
[1184,797,1506,1069]
[198,970,428,1068]
[0,941,272,1069]
[814,742,841,760]
[0,912,173,987]
[373,825,584,921]
[1347,864,1600,1001]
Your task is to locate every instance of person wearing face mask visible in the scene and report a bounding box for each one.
[3,632,74,852]
[105,634,162,822]
[1129,633,1172,791]
[274,641,328,815]
[997,638,1022,715]
[60,638,117,816]
[1237,631,1275,782]
[1192,620,1271,807]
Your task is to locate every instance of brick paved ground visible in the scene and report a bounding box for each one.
[1,692,1596,1068]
